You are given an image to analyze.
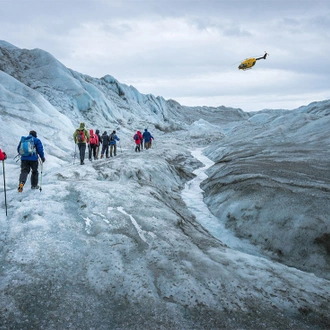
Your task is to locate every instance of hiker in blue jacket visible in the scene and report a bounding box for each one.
[17,130,45,192]
[109,130,120,157]
[142,128,154,150]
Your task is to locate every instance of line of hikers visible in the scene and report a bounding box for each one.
[73,123,154,164]
[73,123,121,165]
[133,129,154,152]
[0,124,155,202]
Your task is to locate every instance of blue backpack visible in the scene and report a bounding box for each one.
[19,136,36,156]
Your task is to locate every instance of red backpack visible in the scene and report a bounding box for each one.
[77,130,85,143]
[90,134,98,145]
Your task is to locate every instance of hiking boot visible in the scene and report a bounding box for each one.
[100,155,104,159]
[18,182,24,193]
[31,185,40,190]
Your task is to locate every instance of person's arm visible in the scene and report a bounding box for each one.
[0,149,7,160]
[73,130,77,143]
[85,129,90,143]
[35,138,46,161]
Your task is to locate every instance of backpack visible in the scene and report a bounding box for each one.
[19,136,36,156]
[134,134,139,141]
[109,133,115,142]
[77,129,85,143]
[90,134,97,145]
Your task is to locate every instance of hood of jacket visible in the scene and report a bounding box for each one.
[90,129,94,135]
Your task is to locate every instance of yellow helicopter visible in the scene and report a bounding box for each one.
[238,52,268,70]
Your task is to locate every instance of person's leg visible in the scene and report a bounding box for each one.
[93,145,97,159]
[18,160,31,191]
[79,143,86,164]
[100,145,106,158]
[30,161,39,188]
[88,144,92,161]
[95,145,99,159]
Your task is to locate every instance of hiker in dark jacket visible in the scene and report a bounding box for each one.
[17,130,45,192]
[100,131,110,158]
[95,129,102,159]
[142,128,154,150]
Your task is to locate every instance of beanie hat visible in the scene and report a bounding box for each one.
[79,122,85,129]
[29,130,37,137]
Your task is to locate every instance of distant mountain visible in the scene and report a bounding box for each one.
[0,40,247,133]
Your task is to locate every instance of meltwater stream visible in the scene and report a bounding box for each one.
[182,148,261,256]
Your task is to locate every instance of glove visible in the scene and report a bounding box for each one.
[42,158,46,163]
[3,153,7,160]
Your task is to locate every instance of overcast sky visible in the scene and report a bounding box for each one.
[1,0,329,111]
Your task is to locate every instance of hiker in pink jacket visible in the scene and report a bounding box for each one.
[133,130,142,152]
[88,129,99,161]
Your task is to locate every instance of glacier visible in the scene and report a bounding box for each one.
[0,40,330,329]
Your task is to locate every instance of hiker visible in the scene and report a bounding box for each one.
[133,130,142,152]
[17,130,45,192]
[109,130,120,157]
[100,131,110,158]
[142,128,154,150]
[88,129,99,161]
[73,122,90,165]
[0,149,7,161]
[95,129,102,159]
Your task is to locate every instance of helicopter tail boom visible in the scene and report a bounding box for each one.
[256,52,268,61]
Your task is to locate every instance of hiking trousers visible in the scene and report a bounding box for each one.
[101,145,109,158]
[19,160,39,187]
[110,144,117,157]
[78,143,86,162]
[89,144,97,160]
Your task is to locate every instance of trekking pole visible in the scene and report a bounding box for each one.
[14,154,20,163]
[38,155,43,192]
[2,160,8,216]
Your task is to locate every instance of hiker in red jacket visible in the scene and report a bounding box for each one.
[88,129,99,161]
[133,130,142,152]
